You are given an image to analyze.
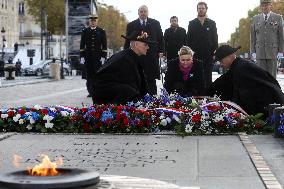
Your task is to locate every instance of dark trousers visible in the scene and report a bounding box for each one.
[147,79,157,96]
[85,55,101,96]
[197,59,213,95]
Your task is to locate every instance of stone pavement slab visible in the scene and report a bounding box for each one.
[0,134,265,188]
[249,135,284,187]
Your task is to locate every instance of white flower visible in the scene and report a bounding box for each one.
[159,113,165,120]
[18,119,24,125]
[166,117,172,123]
[213,114,224,122]
[49,108,56,112]
[170,100,176,105]
[201,121,210,127]
[185,124,193,133]
[160,119,167,126]
[24,112,31,116]
[1,114,8,119]
[13,114,21,122]
[29,117,35,124]
[60,111,69,117]
[172,114,181,123]
[26,125,33,130]
[43,115,54,121]
[202,98,208,105]
[45,122,54,128]
[33,105,42,110]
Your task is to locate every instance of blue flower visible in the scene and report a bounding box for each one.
[143,94,152,102]
[31,112,39,121]
[101,110,113,122]
[278,124,284,137]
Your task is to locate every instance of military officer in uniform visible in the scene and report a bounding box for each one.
[80,14,107,97]
[250,0,283,78]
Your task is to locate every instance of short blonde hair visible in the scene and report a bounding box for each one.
[178,46,194,57]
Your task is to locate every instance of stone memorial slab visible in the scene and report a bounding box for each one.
[0,134,266,188]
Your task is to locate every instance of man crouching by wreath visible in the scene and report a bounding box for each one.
[207,45,284,117]
[92,31,157,105]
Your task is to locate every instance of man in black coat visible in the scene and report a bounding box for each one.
[80,14,107,97]
[164,16,187,61]
[93,31,155,105]
[186,2,218,95]
[124,5,164,95]
[207,45,284,116]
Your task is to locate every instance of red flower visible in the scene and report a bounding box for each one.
[123,118,129,125]
[228,113,241,118]
[192,114,201,123]
[18,109,26,115]
[146,119,151,126]
[30,108,37,112]
[81,107,88,113]
[41,109,48,115]
[83,123,90,132]
[175,101,182,108]
[207,105,220,111]
[105,118,111,125]
[7,111,15,117]
[255,122,263,129]
[217,120,225,126]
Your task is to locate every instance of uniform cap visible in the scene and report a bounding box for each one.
[88,14,98,19]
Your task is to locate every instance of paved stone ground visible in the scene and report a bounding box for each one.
[0,133,265,189]
[250,135,284,187]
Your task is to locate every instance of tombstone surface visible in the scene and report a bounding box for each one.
[0,134,265,189]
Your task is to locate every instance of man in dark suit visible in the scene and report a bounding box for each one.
[124,5,164,95]
[164,16,187,61]
[186,1,218,95]
[207,45,284,117]
[93,31,155,105]
[80,14,107,97]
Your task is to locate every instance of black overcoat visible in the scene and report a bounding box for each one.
[164,26,187,61]
[164,58,203,96]
[207,57,284,116]
[93,49,148,105]
[186,18,218,61]
[124,18,164,80]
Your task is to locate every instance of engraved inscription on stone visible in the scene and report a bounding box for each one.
[17,139,179,173]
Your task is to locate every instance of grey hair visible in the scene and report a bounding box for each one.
[178,46,194,56]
